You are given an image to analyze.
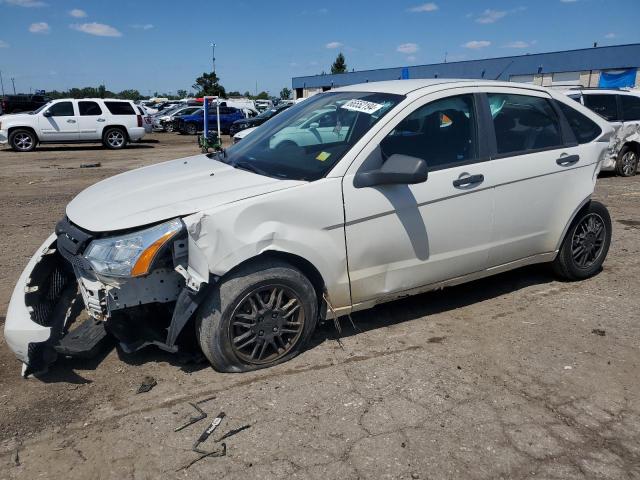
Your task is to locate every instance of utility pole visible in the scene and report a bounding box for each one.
[0,71,4,96]
[210,42,216,74]
[11,77,16,94]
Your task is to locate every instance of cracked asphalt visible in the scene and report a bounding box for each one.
[0,133,639,479]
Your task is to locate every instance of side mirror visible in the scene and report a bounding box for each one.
[354,154,428,188]
[43,110,52,117]
[308,122,319,129]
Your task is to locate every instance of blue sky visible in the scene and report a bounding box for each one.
[0,0,638,96]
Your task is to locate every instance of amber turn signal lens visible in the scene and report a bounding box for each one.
[130,230,178,277]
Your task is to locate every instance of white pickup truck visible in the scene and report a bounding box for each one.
[0,98,146,152]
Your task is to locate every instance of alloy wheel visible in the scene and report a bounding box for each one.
[14,133,33,151]
[571,213,606,269]
[620,151,638,176]
[229,284,305,365]
[107,130,125,148]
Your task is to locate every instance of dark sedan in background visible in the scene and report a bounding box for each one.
[229,104,291,136]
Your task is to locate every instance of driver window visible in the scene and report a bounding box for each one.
[380,94,477,171]
[48,101,75,117]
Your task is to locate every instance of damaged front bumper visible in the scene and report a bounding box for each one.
[4,219,208,376]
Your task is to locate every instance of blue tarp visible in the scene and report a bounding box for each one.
[401,67,410,80]
[599,69,637,88]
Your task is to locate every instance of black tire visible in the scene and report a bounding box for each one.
[102,127,127,150]
[552,200,612,281]
[165,122,174,133]
[9,129,37,152]
[185,123,198,135]
[196,259,318,373]
[615,146,638,177]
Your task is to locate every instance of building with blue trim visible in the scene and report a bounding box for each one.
[291,43,640,99]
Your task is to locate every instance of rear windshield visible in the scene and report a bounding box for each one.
[104,101,136,115]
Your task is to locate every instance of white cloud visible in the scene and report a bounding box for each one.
[29,21,50,33]
[325,41,343,49]
[604,32,617,39]
[70,22,122,37]
[476,9,507,24]
[504,40,530,48]
[463,40,491,49]
[407,2,438,12]
[2,0,47,6]
[69,8,86,18]
[131,23,154,30]
[397,43,419,54]
[407,55,417,62]
[0,40,9,48]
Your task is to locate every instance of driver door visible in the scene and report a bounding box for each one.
[342,89,495,306]
[38,100,79,141]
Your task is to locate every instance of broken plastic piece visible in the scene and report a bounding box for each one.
[136,376,157,394]
[174,403,207,432]
[192,412,225,452]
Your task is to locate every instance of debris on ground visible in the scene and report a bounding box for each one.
[80,162,101,168]
[136,376,157,394]
[427,336,445,343]
[174,403,207,432]
[216,424,251,442]
[592,328,606,336]
[178,443,226,471]
[192,412,225,453]
[13,444,20,467]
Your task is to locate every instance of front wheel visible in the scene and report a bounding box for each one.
[615,146,638,177]
[185,123,198,135]
[196,259,318,373]
[9,129,37,152]
[552,201,612,280]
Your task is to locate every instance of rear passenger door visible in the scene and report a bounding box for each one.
[77,100,105,140]
[483,88,595,267]
[38,100,79,141]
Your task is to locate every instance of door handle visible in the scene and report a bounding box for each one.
[66,119,77,124]
[97,118,106,122]
[453,174,484,188]
[556,154,580,166]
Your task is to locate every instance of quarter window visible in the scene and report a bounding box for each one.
[583,94,619,121]
[79,101,102,116]
[620,95,640,121]
[48,101,74,117]
[380,94,477,171]
[557,102,601,144]
[488,93,563,155]
[104,101,136,115]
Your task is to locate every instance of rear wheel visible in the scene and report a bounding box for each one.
[185,123,198,135]
[102,127,127,149]
[615,146,638,177]
[196,259,318,372]
[552,201,611,280]
[165,122,174,132]
[9,129,37,152]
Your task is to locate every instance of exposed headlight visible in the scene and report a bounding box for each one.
[84,218,183,277]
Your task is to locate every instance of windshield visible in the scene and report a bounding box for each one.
[219,91,404,181]
[31,101,52,114]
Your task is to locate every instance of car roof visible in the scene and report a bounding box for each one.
[52,98,134,102]
[333,79,549,95]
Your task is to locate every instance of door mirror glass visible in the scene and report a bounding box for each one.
[354,154,428,188]
[308,122,319,129]
[42,110,52,117]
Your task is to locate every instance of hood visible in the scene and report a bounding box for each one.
[66,154,305,232]
[2,113,33,122]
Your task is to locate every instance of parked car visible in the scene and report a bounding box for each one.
[229,104,291,136]
[5,79,613,376]
[175,106,244,135]
[255,99,273,112]
[136,105,153,134]
[1,94,52,114]
[565,88,640,176]
[232,126,256,143]
[153,106,202,132]
[0,98,145,152]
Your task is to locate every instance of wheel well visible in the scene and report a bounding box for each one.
[8,126,38,141]
[623,141,640,156]
[103,125,129,140]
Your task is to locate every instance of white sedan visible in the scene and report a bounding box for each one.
[5,79,613,376]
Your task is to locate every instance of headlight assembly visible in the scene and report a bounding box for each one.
[84,218,183,277]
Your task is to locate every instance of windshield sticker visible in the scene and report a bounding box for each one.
[316,151,331,162]
[341,99,384,115]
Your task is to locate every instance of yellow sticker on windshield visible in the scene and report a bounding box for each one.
[316,151,331,162]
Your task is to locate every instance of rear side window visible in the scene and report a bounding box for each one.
[104,101,135,115]
[381,94,477,171]
[79,101,102,116]
[488,94,563,155]
[620,95,640,121]
[48,101,75,117]
[583,94,619,121]
[557,102,602,144]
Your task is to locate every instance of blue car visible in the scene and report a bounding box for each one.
[176,106,245,135]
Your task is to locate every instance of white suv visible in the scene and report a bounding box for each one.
[0,98,146,152]
[566,88,640,176]
[5,80,614,376]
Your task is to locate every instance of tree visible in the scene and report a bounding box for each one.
[243,91,251,98]
[176,89,188,99]
[98,84,106,99]
[118,89,141,100]
[279,87,291,100]
[192,71,226,98]
[227,90,242,97]
[255,91,269,100]
[331,53,347,74]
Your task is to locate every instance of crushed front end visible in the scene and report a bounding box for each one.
[4,217,206,376]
